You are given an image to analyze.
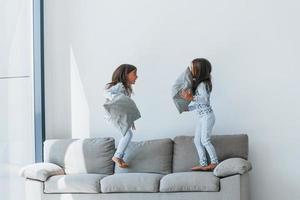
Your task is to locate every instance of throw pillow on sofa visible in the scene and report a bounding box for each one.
[115,138,173,174]
[44,137,115,174]
[213,158,252,177]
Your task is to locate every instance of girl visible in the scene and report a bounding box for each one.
[181,58,219,171]
[104,64,138,168]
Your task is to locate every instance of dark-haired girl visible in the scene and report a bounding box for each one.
[104,64,138,168]
[181,58,219,171]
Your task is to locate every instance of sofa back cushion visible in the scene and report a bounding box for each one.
[44,138,115,174]
[115,138,173,174]
[173,134,248,172]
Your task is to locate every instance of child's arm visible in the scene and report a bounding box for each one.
[180,89,194,112]
[180,83,209,111]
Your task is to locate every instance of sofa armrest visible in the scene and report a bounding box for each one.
[19,162,65,181]
[220,173,250,200]
[213,158,252,178]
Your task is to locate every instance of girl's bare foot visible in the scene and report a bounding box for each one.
[120,159,129,168]
[112,157,128,168]
[206,163,218,171]
[112,157,122,167]
[191,165,208,171]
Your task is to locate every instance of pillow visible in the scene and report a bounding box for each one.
[103,94,141,135]
[172,135,249,172]
[213,158,252,177]
[115,138,173,174]
[19,162,64,181]
[44,138,115,175]
[172,67,193,113]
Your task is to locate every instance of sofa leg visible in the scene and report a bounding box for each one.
[220,173,250,200]
[26,179,43,200]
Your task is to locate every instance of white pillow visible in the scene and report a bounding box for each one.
[213,158,252,177]
[19,162,64,181]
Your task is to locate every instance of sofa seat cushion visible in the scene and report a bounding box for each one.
[101,173,163,193]
[44,174,107,193]
[160,172,220,192]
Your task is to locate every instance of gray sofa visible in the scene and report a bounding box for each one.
[20,134,251,200]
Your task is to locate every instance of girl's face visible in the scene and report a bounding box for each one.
[127,69,138,85]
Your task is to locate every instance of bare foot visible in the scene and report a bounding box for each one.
[191,165,208,171]
[206,163,218,171]
[112,157,128,168]
[120,159,129,168]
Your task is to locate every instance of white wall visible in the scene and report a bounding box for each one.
[44,0,300,200]
[0,0,35,200]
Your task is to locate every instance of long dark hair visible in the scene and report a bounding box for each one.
[191,58,212,94]
[106,64,137,95]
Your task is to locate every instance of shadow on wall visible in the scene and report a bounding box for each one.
[44,139,75,168]
[70,46,90,139]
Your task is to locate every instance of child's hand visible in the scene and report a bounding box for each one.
[180,89,193,101]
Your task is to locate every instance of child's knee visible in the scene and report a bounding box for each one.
[193,135,201,143]
[201,137,211,146]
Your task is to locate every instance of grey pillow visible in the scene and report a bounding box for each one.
[115,138,173,174]
[213,158,252,177]
[103,94,141,135]
[173,135,249,172]
[172,67,193,113]
[44,138,115,175]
